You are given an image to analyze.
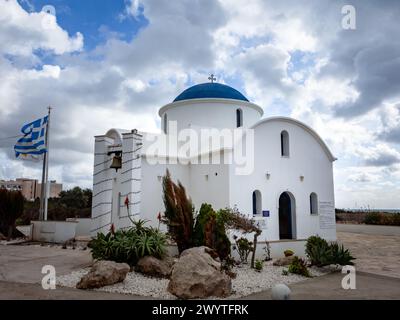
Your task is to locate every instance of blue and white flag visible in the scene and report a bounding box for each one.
[14,115,48,160]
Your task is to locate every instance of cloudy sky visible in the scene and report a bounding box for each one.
[0,0,399,209]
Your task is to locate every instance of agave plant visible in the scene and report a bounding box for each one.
[88,220,167,265]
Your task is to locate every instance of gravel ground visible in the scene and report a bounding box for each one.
[56,261,331,299]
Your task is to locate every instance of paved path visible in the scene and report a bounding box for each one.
[0,244,92,284]
[337,223,400,236]
[0,281,148,300]
[337,229,400,279]
[0,224,399,300]
[0,271,399,300]
[242,271,400,300]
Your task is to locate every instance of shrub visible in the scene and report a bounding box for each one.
[305,236,330,266]
[233,237,253,264]
[391,213,400,226]
[282,269,289,276]
[305,235,355,267]
[255,259,263,271]
[284,249,294,257]
[0,189,25,239]
[88,220,167,265]
[329,243,355,266]
[162,170,195,254]
[192,203,231,260]
[288,256,311,277]
[364,212,382,225]
[218,206,261,268]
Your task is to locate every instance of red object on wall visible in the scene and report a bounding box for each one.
[124,196,129,210]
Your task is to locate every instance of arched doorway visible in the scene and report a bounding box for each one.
[279,192,296,239]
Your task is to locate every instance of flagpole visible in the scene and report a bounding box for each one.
[39,107,51,221]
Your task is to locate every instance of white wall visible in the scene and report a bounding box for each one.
[189,157,230,211]
[229,118,337,242]
[140,158,190,230]
[32,221,77,243]
[159,99,263,132]
[66,218,92,237]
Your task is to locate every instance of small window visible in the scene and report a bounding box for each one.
[236,109,243,128]
[163,114,168,134]
[252,190,262,215]
[310,193,318,215]
[281,130,289,157]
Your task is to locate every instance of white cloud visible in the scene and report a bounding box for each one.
[0,0,83,57]
[0,0,399,208]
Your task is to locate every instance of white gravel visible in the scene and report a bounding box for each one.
[56,261,331,299]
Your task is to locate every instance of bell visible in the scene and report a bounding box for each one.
[110,155,122,172]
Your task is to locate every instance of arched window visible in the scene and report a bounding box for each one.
[281,130,289,157]
[252,190,262,216]
[163,114,168,134]
[310,192,318,215]
[236,108,243,128]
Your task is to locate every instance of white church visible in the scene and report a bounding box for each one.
[90,79,337,250]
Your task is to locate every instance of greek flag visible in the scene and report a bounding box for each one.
[14,115,48,160]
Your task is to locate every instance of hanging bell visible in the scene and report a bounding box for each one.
[110,154,122,172]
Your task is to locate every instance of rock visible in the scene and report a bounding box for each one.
[271,284,291,300]
[76,261,130,289]
[136,256,174,278]
[167,246,231,299]
[0,233,6,241]
[273,256,296,266]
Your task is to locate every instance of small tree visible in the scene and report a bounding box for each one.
[219,207,261,268]
[162,170,195,253]
[0,189,25,240]
[193,203,231,260]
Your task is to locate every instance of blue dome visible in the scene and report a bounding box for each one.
[173,83,249,102]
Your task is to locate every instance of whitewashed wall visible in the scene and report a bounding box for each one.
[159,99,263,132]
[91,135,115,236]
[228,118,337,242]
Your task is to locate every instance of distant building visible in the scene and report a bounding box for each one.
[0,178,62,201]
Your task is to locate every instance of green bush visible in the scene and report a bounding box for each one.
[364,212,382,225]
[233,237,253,264]
[364,212,400,226]
[255,259,263,271]
[329,243,355,266]
[288,256,311,277]
[305,236,330,266]
[88,220,167,265]
[0,189,25,239]
[193,203,214,246]
[192,203,231,261]
[305,235,355,267]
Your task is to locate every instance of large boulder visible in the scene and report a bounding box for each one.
[273,256,296,266]
[167,247,231,299]
[76,260,130,289]
[136,256,174,278]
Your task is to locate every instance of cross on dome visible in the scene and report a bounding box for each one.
[208,74,216,83]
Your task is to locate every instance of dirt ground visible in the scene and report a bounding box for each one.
[337,231,400,278]
[0,224,399,299]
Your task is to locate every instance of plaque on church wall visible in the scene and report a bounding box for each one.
[319,201,336,229]
[262,210,270,217]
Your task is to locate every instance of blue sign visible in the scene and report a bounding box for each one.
[262,210,270,217]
